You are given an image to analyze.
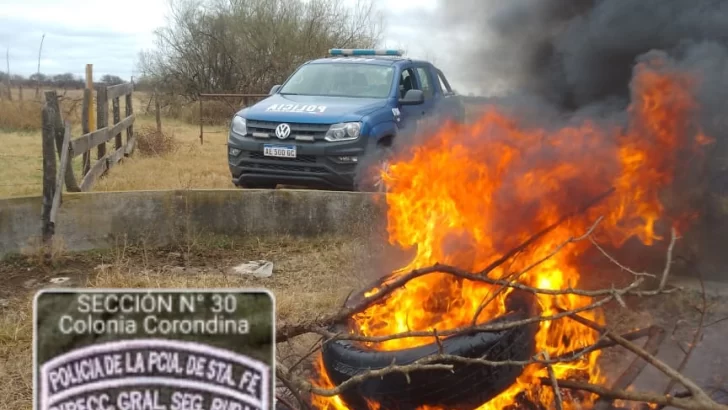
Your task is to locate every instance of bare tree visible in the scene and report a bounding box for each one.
[139,0,384,99]
[100,74,125,85]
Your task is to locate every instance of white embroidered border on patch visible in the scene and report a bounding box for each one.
[39,339,270,410]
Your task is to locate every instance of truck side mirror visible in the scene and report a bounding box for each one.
[269,85,281,95]
[399,89,424,106]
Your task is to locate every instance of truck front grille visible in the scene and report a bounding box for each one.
[246,120,330,141]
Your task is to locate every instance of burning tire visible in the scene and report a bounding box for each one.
[321,290,539,410]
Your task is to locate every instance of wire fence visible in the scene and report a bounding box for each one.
[0,151,91,191]
[198,93,268,144]
[0,151,85,188]
[0,153,44,197]
[0,153,45,158]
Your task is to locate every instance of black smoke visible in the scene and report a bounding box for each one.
[372,0,728,279]
[441,0,728,110]
[439,5,728,178]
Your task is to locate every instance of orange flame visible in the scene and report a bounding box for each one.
[312,57,710,409]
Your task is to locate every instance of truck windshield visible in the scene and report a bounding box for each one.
[279,63,395,98]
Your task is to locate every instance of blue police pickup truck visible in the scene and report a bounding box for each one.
[227,48,465,191]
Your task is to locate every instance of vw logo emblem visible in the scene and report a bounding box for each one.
[275,123,291,140]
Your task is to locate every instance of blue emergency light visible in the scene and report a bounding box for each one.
[328,48,404,57]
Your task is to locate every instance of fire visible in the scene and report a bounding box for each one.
[313,57,711,409]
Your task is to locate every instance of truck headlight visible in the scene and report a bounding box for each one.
[325,122,361,142]
[231,116,247,136]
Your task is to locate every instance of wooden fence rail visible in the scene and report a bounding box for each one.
[41,83,135,243]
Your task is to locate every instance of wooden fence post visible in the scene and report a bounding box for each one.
[112,95,121,149]
[96,85,108,160]
[18,84,23,101]
[41,103,57,246]
[81,89,91,175]
[45,90,81,192]
[125,87,134,155]
[50,122,72,228]
[85,64,95,134]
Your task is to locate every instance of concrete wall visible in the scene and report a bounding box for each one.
[0,189,387,257]
[0,189,724,281]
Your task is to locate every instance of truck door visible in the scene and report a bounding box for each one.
[434,68,465,123]
[414,65,437,116]
[395,65,424,135]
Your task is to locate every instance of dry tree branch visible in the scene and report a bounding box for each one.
[705,315,728,328]
[278,360,453,397]
[312,291,620,344]
[280,336,726,410]
[473,187,614,278]
[280,221,679,345]
[287,336,325,373]
[471,216,605,325]
[553,327,655,360]
[663,253,707,395]
[592,325,666,410]
[541,379,711,410]
[277,365,312,410]
[564,312,722,408]
[277,189,616,343]
[542,350,564,410]
[282,224,681,350]
[279,325,665,401]
[276,197,712,410]
[588,226,679,296]
[276,394,298,410]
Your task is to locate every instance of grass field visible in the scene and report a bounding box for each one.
[0,88,234,198]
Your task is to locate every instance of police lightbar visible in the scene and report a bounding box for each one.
[328,48,404,57]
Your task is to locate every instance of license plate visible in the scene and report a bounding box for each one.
[263,144,296,158]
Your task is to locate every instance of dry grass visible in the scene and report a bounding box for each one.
[93,118,232,191]
[0,235,371,410]
[135,124,177,156]
[0,296,33,410]
[0,89,235,198]
[0,88,85,131]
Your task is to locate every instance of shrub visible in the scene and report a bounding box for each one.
[135,125,176,156]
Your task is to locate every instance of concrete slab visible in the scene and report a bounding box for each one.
[0,189,387,257]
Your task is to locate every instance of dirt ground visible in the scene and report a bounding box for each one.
[1,236,727,410]
[0,235,390,410]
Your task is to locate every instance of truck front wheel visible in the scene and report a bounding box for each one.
[356,144,393,193]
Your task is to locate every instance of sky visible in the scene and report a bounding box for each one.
[0,0,468,89]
